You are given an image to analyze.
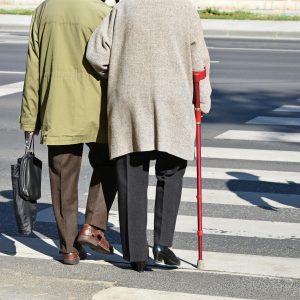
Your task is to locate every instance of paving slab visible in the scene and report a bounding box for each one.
[0,268,115,300]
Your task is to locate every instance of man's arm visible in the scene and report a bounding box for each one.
[190,9,212,114]
[86,8,117,79]
[20,10,40,133]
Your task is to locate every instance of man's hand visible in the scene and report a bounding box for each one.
[25,130,40,137]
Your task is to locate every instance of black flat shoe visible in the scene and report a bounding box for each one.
[153,245,180,266]
[130,261,147,272]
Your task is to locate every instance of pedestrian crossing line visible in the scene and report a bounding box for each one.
[0,81,23,97]
[84,188,300,209]
[0,71,25,75]
[92,287,248,300]
[147,187,300,209]
[247,116,300,127]
[201,147,300,163]
[0,41,28,44]
[36,208,300,239]
[171,249,300,279]
[273,105,300,113]
[150,166,300,184]
[215,130,300,143]
[1,234,299,279]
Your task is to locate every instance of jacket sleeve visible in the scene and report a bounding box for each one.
[20,10,40,131]
[86,8,117,79]
[190,9,212,114]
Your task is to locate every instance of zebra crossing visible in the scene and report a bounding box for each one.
[0,74,300,299]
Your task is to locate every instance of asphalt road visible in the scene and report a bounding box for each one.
[0,33,300,299]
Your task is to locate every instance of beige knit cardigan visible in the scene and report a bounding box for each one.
[87,0,211,160]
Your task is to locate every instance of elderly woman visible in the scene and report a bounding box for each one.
[87,0,211,272]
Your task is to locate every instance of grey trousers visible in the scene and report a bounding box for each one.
[48,143,117,253]
[115,151,187,262]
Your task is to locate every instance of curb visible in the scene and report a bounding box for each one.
[1,24,300,40]
[204,29,300,39]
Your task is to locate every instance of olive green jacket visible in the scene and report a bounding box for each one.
[20,0,111,145]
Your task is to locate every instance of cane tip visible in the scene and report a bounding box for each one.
[197,260,205,270]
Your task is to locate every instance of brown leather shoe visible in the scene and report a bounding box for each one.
[77,224,113,255]
[63,248,87,265]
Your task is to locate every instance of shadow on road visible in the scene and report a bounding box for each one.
[0,198,59,257]
[226,172,300,209]
[0,190,13,200]
[0,233,16,256]
[0,193,125,264]
[205,87,300,132]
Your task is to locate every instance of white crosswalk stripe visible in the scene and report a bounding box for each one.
[0,71,25,75]
[0,81,23,97]
[273,105,300,113]
[215,130,300,143]
[150,166,300,184]
[201,147,300,163]
[93,287,249,300]
[147,187,299,209]
[83,187,299,209]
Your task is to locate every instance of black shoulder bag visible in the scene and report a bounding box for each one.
[11,134,42,235]
[19,135,42,201]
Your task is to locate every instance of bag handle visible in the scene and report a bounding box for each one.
[25,132,35,154]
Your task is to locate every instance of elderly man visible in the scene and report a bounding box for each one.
[20,0,117,265]
[87,0,211,272]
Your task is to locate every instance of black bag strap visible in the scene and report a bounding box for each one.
[25,133,34,154]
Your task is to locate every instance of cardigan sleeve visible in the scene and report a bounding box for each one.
[86,8,117,79]
[20,9,41,131]
[190,10,212,114]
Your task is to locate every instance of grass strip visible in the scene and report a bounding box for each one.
[0,9,34,15]
[0,7,300,21]
[199,8,300,21]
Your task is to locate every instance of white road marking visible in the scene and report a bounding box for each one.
[0,41,28,44]
[150,166,300,184]
[174,249,300,279]
[147,187,299,209]
[273,105,300,113]
[208,46,300,53]
[0,71,25,75]
[1,234,299,279]
[202,147,300,163]
[0,81,23,97]
[83,187,299,209]
[92,287,249,300]
[83,188,299,209]
[247,116,300,127]
[215,130,300,143]
[36,208,300,239]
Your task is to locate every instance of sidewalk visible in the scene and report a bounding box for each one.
[203,19,300,39]
[1,14,300,39]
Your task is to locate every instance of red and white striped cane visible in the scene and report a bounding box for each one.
[193,69,206,270]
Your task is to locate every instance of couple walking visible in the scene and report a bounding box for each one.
[20,0,211,272]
